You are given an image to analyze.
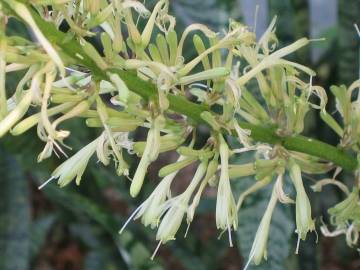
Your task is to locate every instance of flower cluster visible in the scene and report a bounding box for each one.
[1,0,360,267]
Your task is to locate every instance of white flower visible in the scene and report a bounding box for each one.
[136,176,173,228]
[289,160,315,252]
[216,134,238,246]
[119,156,186,234]
[155,195,187,243]
[187,156,218,226]
[156,160,207,243]
[244,186,278,269]
[39,137,99,189]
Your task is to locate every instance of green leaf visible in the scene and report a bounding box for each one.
[30,215,56,260]
[0,147,31,270]
[338,0,360,85]
[32,171,163,270]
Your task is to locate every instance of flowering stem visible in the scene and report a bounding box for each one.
[8,3,357,172]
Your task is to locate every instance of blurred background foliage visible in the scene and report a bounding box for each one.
[1,0,360,269]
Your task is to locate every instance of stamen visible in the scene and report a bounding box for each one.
[125,174,133,182]
[52,140,69,158]
[243,249,255,270]
[52,147,60,159]
[227,219,233,247]
[184,222,191,238]
[314,228,319,243]
[295,233,301,254]
[307,75,313,101]
[217,230,225,240]
[150,241,162,260]
[119,202,145,234]
[38,176,55,190]
[354,24,360,37]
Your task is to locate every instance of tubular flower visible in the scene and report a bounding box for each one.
[216,134,238,246]
[155,160,208,243]
[289,159,315,247]
[2,0,360,264]
[321,188,360,247]
[245,186,278,268]
[119,155,186,232]
[39,137,99,189]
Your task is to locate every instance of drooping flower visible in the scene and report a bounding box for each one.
[39,137,99,189]
[6,0,65,76]
[289,159,315,251]
[244,186,278,268]
[119,155,186,233]
[155,160,208,244]
[216,134,238,246]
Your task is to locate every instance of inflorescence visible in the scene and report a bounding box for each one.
[0,0,360,267]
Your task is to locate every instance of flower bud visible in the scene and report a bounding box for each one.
[176,146,213,159]
[87,6,114,28]
[85,117,143,130]
[52,99,92,131]
[130,116,163,197]
[0,89,32,137]
[156,34,170,65]
[141,0,167,48]
[11,102,75,136]
[228,163,255,179]
[193,34,211,71]
[254,158,278,180]
[0,62,47,138]
[209,36,221,69]
[51,94,84,103]
[158,156,197,177]
[148,43,162,62]
[166,30,178,66]
[124,10,142,46]
[179,67,230,85]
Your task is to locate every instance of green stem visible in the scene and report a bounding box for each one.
[5,2,358,172]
